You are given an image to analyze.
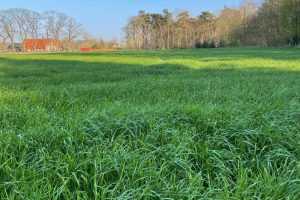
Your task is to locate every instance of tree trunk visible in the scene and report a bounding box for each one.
[68,39,71,51]
[1,37,7,51]
[167,25,170,49]
[9,37,15,52]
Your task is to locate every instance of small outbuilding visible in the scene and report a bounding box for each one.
[7,43,22,52]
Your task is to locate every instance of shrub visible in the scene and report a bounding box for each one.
[195,42,202,48]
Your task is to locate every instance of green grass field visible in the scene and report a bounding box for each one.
[0,48,300,199]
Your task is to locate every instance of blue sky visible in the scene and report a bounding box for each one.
[1,0,248,40]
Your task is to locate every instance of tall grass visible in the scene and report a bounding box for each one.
[0,48,300,199]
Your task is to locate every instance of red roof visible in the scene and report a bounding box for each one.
[23,39,60,50]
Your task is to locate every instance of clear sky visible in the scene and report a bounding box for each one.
[1,0,248,40]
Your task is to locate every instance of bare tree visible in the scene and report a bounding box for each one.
[150,13,165,49]
[28,11,41,39]
[162,9,173,49]
[216,7,242,46]
[176,11,191,48]
[0,9,16,51]
[27,11,42,50]
[44,11,67,41]
[11,8,31,45]
[65,17,83,50]
[198,11,217,45]
[0,31,8,51]
[239,0,257,45]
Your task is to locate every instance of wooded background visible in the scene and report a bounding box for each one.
[124,0,300,49]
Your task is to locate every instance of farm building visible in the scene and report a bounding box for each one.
[7,43,22,52]
[23,39,61,52]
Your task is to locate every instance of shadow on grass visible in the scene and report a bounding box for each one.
[0,57,299,92]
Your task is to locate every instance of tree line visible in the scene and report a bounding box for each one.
[124,0,300,49]
[0,8,84,51]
